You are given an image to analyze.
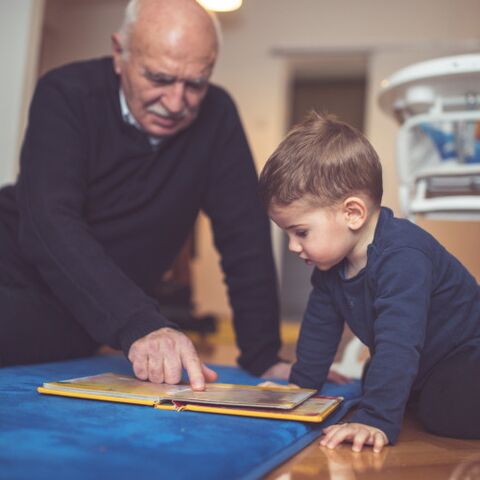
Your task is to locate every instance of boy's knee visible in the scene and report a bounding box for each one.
[417,395,480,439]
[416,347,480,439]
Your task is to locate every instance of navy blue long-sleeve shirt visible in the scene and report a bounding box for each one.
[0,57,281,375]
[290,207,480,443]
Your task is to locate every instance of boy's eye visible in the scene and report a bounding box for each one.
[295,230,308,238]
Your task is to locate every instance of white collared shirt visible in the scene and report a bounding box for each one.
[119,89,162,148]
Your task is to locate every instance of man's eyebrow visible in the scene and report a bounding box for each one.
[143,68,210,83]
[144,69,175,80]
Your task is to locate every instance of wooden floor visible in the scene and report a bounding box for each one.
[192,320,480,480]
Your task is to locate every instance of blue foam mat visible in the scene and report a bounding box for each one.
[0,355,361,480]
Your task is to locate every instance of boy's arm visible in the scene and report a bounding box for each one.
[290,278,344,389]
[349,247,433,445]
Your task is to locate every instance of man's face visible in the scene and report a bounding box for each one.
[112,31,216,137]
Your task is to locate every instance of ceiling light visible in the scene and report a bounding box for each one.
[197,0,243,12]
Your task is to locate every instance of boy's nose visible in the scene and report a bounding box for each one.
[288,238,302,254]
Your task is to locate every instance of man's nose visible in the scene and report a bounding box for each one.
[162,81,186,114]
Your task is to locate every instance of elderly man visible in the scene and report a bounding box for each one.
[0,0,290,389]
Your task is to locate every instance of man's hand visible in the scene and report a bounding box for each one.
[326,369,351,384]
[320,422,389,453]
[128,327,218,390]
[261,362,351,385]
[261,361,292,380]
[257,380,299,388]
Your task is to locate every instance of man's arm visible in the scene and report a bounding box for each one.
[16,73,210,387]
[201,94,281,376]
[17,75,171,350]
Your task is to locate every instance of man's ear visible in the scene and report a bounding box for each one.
[342,196,368,231]
[111,33,124,75]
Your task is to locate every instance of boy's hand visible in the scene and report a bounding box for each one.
[320,422,388,453]
[262,361,351,385]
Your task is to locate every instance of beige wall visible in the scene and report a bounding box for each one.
[39,0,126,76]
[200,0,480,316]
[31,0,480,317]
[0,0,44,186]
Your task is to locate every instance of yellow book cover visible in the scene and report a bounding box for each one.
[37,372,342,423]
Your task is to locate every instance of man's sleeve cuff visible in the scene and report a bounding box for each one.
[117,309,179,357]
[238,349,284,377]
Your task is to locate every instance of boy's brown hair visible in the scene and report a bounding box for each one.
[259,112,383,209]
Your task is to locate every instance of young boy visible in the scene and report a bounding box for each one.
[258,112,480,452]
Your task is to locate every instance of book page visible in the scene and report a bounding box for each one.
[42,373,316,409]
[166,383,316,409]
[43,373,190,401]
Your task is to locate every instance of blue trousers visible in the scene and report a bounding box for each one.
[415,343,480,440]
[362,344,480,440]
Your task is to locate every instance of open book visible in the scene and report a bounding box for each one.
[38,372,343,423]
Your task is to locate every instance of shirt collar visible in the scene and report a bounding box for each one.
[119,89,162,148]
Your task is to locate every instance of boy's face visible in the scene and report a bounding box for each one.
[269,200,356,272]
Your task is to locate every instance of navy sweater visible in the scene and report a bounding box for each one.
[290,207,480,443]
[0,57,281,375]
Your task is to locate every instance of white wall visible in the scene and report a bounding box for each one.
[0,0,44,186]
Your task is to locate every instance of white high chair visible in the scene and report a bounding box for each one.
[333,55,480,381]
[379,54,480,221]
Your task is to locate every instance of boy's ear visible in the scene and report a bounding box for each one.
[342,196,368,231]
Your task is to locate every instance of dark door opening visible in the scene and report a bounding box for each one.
[280,74,367,321]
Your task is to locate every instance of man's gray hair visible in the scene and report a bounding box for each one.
[117,0,140,57]
[117,0,222,58]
